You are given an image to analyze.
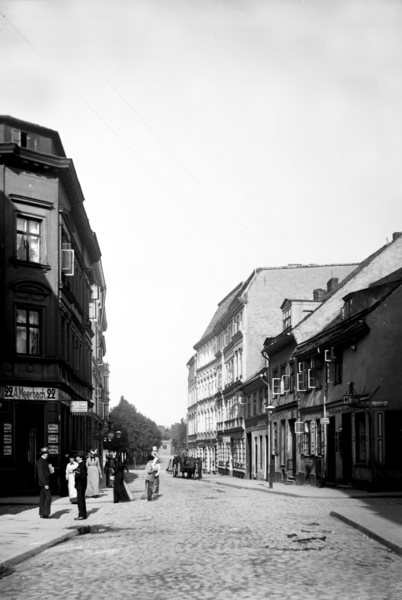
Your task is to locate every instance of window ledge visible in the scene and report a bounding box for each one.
[13,259,51,272]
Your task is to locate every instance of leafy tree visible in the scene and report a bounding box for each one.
[109,396,162,454]
[157,425,170,438]
[169,418,187,453]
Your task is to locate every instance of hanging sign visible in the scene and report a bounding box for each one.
[4,435,12,444]
[320,418,330,425]
[3,423,12,432]
[4,446,12,455]
[70,401,88,414]
[48,435,58,444]
[48,446,59,455]
[48,424,59,433]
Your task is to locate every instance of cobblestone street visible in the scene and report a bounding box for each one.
[1,471,402,600]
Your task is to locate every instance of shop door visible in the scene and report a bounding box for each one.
[15,402,45,491]
[327,417,336,484]
[342,413,352,483]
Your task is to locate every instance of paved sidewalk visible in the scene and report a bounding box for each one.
[0,483,117,571]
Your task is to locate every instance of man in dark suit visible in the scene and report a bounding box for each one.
[74,452,88,520]
[36,447,52,518]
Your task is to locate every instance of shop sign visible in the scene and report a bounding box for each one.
[48,446,59,454]
[320,418,330,425]
[4,435,12,444]
[371,401,388,407]
[222,436,231,444]
[48,424,59,433]
[70,401,88,414]
[3,423,12,432]
[2,386,59,400]
[48,435,58,444]
[4,446,12,455]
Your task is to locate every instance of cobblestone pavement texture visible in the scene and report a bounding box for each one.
[1,471,402,600]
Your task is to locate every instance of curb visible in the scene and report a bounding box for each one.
[213,480,301,497]
[330,511,402,556]
[0,529,79,573]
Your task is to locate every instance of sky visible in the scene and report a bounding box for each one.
[1,0,402,426]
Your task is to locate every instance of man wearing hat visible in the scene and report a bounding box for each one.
[36,447,52,518]
[74,452,88,520]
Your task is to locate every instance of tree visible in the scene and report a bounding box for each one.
[109,396,162,455]
[169,418,187,454]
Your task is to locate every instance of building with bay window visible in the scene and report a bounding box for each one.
[0,116,109,495]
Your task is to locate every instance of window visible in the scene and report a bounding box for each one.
[308,356,323,389]
[343,298,353,319]
[327,351,342,385]
[303,421,311,455]
[253,392,257,416]
[259,389,263,413]
[289,361,295,393]
[354,412,368,464]
[280,364,286,394]
[16,309,41,355]
[16,217,41,263]
[283,307,291,330]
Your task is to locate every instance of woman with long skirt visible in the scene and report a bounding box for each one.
[86,450,102,498]
[113,460,131,503]
[65,455,78,504]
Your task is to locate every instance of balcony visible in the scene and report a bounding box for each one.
[224,417,244,431]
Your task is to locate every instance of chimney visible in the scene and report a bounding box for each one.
[327,277,339,293]
[313,288,326,301]
[392,232,402,241]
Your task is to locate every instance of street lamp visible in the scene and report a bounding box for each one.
[116,430,122,439]
[260,373,275,489]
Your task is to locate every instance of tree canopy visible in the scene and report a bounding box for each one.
[169,419,187,453]
[109,396,162,454]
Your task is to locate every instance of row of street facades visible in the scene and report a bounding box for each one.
[187,234,402,491]
[0,116,110,495]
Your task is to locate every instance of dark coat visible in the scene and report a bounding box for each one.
[74,461,88,490]
[36,457,51,487]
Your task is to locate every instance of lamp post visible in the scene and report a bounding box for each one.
[260,373,275,489]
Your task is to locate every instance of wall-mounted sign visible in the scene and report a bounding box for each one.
[4,435,12,444]
[371,401,388,407]
[70,401,88,413]
[320,418,330,425]
[4,446,12,455]
[48,446,59,454]
[1,386,60,400]
[48,424,59,433]
[48,435,58,444]
[3,423,12,432]
[222,436,231,444]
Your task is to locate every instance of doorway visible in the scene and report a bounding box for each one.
[342,412,352,483]
[15,402,45,491]
[288,419,296,477]
[327,417,336,484]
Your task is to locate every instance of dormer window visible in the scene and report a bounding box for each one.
[343,298,353,319]
[283,307,291,330]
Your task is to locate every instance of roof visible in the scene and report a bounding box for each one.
[0,115,66,156]
[194,263,358,349]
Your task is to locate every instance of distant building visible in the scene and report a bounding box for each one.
[187,263,358,478]
[0,116,109,494]
[159,440,174,456]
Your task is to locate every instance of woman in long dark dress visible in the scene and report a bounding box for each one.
[113,460,131,503]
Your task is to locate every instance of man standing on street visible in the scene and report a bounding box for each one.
[196,457,202,480]
[37,447,52,518]
[74,452,88,520]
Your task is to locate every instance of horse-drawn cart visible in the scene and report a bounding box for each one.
[172,455,196,478]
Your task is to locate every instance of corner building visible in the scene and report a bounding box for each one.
[187,263,357,479]
[0,116,109,494]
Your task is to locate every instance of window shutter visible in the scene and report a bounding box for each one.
[89,301,98,321]
[327,362,335,383]
[91,285,99,300]
[351,412,356,465]
[297,372,306,392]
[12,129,21,144]
[62,243,74,276]
[308,369,316,388]
[310,420,316,455]
[272,378,281,396]
[376,411,384,464]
